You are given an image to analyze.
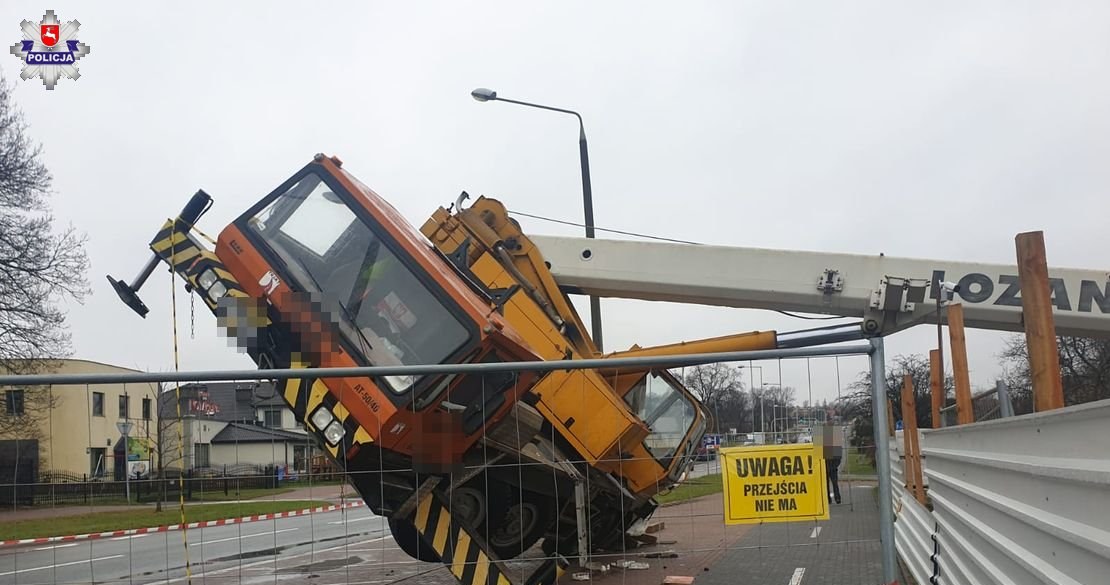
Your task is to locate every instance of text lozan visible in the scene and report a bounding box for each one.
[931,270,1109,313]
[25,52,76,64]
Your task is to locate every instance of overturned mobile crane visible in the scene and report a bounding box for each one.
[108,154,790,580]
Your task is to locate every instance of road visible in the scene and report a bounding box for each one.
[0,504,449,585]
[687,457,723,479]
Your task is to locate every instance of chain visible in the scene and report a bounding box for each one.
[190,293,195,339]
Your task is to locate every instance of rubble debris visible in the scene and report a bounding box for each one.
[646,521,666,534]
[643,550,679,559]
[662,577,695,585]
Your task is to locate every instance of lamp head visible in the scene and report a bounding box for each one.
[471,88,497,102]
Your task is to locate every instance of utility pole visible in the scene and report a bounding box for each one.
[117,420,134,504]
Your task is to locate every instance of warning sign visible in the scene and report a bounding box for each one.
[720,443,829,524]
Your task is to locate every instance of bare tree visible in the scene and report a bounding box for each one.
[751,384,796,432]
[679,363,745,433]
[150,384,187,511]
[0,77,85,464]
[838,354,952,449]
[0,76,89,378]
[1001,334,1110,414]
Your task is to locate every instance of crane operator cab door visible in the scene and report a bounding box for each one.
[213,155,542,471]
[608,368,708,496]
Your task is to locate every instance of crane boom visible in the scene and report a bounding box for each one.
[531,235,1110,339]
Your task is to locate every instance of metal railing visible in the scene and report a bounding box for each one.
[938,379,1015,427]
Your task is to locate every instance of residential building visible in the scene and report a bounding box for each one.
[158,381,315,473]
[0,359,159,480]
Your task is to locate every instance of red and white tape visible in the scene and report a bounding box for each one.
[0,500,365,547]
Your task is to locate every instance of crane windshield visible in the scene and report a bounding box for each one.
[246,172,472,393]
[625,371,701,464]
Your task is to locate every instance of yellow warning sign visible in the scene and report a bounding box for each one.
[720,443,829,524]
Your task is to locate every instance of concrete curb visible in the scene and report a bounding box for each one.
[0,500,366,548]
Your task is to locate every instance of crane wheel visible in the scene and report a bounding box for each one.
[485,489,552,559]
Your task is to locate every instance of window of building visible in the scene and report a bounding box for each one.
[90,447,106,477]
[142,398,152,421]
[194,443,210,468]
[262,407,283,428]
[92,392,104,417]
[119,395,129,419]
[4,389,25,416]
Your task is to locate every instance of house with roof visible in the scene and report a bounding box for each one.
[1,359,160,483]
[158,381,319,474]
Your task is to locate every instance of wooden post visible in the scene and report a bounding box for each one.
[902,375,926,504]
[929,349,943,429]
[1015,231,1065,411]
[948,303,975,425]
[887,398,896,437]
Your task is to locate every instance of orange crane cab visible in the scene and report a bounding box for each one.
[111,154,542,473]
[215,155,546,467]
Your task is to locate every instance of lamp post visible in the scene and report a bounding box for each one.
[116,420,133,504]
[470,87,604,352]
[742,365,765,434]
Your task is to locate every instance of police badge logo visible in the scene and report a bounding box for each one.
[9,10,90,90]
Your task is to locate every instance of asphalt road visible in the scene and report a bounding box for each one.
[687,457,723,479]
[0,504,450,585]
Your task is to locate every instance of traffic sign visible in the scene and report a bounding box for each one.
[719,443,829,524]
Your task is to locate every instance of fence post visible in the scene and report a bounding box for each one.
[929,349,943,429]
[869,337,897,584]
[186,468,193,501]
[996,380,1015,418]
[83,473,88,505]
[901,375,926,505]
[886,399,896,437]
[1016,231,1065,412]
[948,303,975,425]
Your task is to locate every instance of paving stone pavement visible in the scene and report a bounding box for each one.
[698,480,883,585]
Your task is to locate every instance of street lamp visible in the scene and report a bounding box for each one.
[470,87,604,352]
[741,365,765,434]
[116,420,133,504]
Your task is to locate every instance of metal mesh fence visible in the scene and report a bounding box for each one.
[0,352,887,585]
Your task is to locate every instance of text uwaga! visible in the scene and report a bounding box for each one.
[734,455,813,478]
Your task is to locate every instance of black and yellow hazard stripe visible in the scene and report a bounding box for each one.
[150,219,252,313]
[414,492,514,585]
[281,359,374,463]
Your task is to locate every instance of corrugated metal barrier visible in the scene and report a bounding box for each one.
[894,399,1110,585]
[891,432,937,585]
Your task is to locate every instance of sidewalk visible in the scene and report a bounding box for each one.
[699,482,883,585]
[545,480,881,585]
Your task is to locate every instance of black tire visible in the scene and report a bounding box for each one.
[388,517,441,563]
[485,490,552,559]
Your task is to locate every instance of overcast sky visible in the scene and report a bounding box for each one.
[4,2,1108,406]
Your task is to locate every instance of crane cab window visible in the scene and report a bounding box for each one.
[246,172,473,393]
[625,371,698,462]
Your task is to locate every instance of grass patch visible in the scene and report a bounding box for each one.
[0,500,329,541]
[844,452,877,475]
[655,474,723,505]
